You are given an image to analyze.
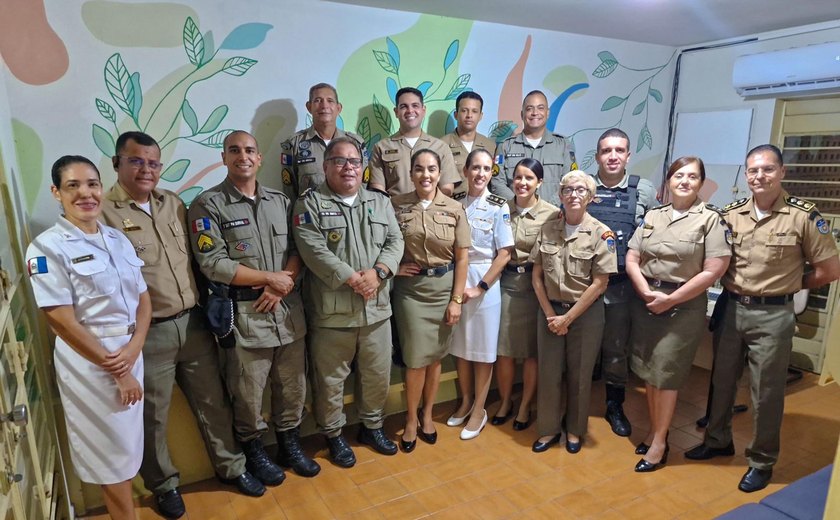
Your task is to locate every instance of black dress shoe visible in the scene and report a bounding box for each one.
[566,437,583,454]
[400,436,416,453]
[738,467,772,493]
[684,442,735,460]
[327,435,356,468]
[491,410,513,426]
[155,489,185,519]
[219,472,265,497]
[512,413,531,431]
[634,445,669,473]
[532,434,561,453]
[358,427,398,455]
[418,415,438,444]
[635,442,650,455]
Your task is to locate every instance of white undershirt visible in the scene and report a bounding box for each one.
[137,200,152,215]
[461,140,474,153]
[526,137,541,148]
[339,194,357,206]
[323,139,331,146]
[565,223,580,236]
[672,208,687,219]
[83,231,106,248]
[754,207,769,220]
[516,205,531,217]
[420,199,433,209]
[405,136,419,148]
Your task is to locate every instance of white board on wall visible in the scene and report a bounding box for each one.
[672,109,753,165]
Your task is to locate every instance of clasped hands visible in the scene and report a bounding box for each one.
[253,270,296,313]
[346,269,381,301]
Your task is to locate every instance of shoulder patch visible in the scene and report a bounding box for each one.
[452,191,467,201]
[299,187,314,198]
[487,193,506,207]
[705,203,725,215]
[650,203,672,211]
[724,198,749,211]
[27,256,48,276]
[785,196,816,212]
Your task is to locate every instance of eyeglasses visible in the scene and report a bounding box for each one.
[745,166,778,177]
[119,156,163,171]
[560,187,589,197]
[327,157,362,168]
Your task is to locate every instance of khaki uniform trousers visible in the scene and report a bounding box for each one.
[601,278,633,387]
[225,338,306,441]
[309,319,392,437]
[537,299,605,438]
[705,300,796,470]
[141,308,245,493]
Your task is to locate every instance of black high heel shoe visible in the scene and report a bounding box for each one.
[512,412,531,431]
[634,444,669,472]
[418,413,437,445]
[532,434,561,453]
[565,436,583,454]
[635,442,650,455]
[400,435,417,453]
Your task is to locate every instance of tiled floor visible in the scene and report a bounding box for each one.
[82,368,839,519]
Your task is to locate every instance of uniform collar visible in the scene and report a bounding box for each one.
[464,189,490,210]
[56,215,119,241]
[390,130,433,145]
[316,182,374,205]
[514,131,552,148]
[743,191,789,216]
[106,182,164,209]
[221,177,271,203]
[304,125,343,143]
[594,171,630,189]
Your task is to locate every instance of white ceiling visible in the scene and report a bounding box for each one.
[330,0,840,47]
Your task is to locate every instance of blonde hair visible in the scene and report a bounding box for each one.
[559,170,597,202]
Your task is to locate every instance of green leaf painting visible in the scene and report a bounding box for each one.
[489,120,517,144]
[386,37,400,70]
[200,129,235,148]
[219,23,273,50]
[445,73,471,100]
[580,149,597,171]
[443,40,459,71]
[179,186,204,207]
[92,124,116,156]
[183,17,205,66]
[95,98,116,123]
[181,100,198,134]
[104,53,135,120]
[372,95,392,135]
[199,106,228,134]
[600,96,625,111]
[222,56,258,76]
[593,50,619,78]
[357,116,371,143]
[637,124,652,152]
[649,88,663,103]
[161,159,190,182]
[373,50,398,74]
[130,72,143,120]
[201,31,216,66]
[632,100,646,116]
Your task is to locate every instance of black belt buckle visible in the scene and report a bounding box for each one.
[426,268,437,276]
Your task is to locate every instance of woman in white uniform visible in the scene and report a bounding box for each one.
[447,149,514,439]
[26,156,150,519]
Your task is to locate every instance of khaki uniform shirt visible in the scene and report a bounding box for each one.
[531,212,618,301]
[369,131,460,197]
[440,131,497,198]
[279,126,367,202]
[100,183,196,319]
[188,178,306,347]
[391,190,471,267]
[628,198,731,283]
[507,197,560,266]
[490,132,576,207]
[722,192,838,296]
[292,183,404,328]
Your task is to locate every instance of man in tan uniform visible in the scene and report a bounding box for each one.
[279,83,368,202]
[368,87,460,197]
[293,137,404,466]
[100,132,264,518]
[685,144,840,492]
[188,131,320,486]
[439,91,497,199]
[489,90,576,208]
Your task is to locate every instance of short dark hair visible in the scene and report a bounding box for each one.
[597,128,630,151]
[51,155,100,187]
[396,87,424,106]
[464,148,493,169]
[456,91,483,112]
[222,130,258,150]
[666,156,705,182]
[115,131,160,155]
[324,136,362,160]
[514,158,544,181]
[308,83,339,103]
[522,90,548,106]
[746,144,783,166]
[410,148,441,169]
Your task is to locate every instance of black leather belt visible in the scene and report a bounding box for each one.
[645,277,684,290]
[608,272,629,286]
[418,263,455,277]
[728,292,794,306]
[505,263,533,273]
[229,286,265,301]
[151,307,192,324]
[549,300,574,309]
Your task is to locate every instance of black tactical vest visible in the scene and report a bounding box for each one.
[587,175,640,271]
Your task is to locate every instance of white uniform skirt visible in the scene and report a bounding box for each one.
[54,334,143,484]
[449,263,501,363]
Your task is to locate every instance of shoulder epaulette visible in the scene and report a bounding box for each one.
[705,203,725,215]
[650,203,671,212]
[724,198,749,211]
[299,187,314,198]
[366,187,389,197]
[452,191,467,201]
[551,132,568,139]
[487,193,506,207]
[785,195,816,212]
[345,131,366,145]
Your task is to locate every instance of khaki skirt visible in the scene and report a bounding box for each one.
[497,270,539,359]
[630,291,707,389]
[393,271,454,368]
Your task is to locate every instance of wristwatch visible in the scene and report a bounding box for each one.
[477,280,490,292]
[450,294,464,304]
[373,266,388,280]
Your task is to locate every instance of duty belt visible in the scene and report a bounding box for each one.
[418,263,455,277]
[645,277,684,291]
[608,272,629,286]
[87,323,136,338]
[727,291,794,306]
[151,307,192,324]
[504,263,534,273]
[229,286,265,301]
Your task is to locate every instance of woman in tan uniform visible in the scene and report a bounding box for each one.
[492,159,559,430]
[392,149,470,452]
[531,171,617,454]
[626,156,730,472]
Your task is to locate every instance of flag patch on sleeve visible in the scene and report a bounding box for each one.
[293,212,312,226]
[27,256,48,276]
[192,217,211,233]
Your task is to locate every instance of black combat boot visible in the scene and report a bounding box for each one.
[277,428,321,477]
[241,437,285,486]
[605,384,631,437]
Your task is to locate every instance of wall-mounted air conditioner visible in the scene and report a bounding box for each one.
[732,41,840,98]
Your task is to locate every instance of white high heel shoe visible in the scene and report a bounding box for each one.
[446,403,474,427]
[460,409,488,440]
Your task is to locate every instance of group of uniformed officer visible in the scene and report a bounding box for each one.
[85,79,838,519]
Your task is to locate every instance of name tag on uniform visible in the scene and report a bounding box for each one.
[384,149,400,155]
[319,211,342,217]
[71,254,95,264]
[122,218,141,231]
[507,153,525,158]
[452,151,461,156]
[221,219,250,230]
